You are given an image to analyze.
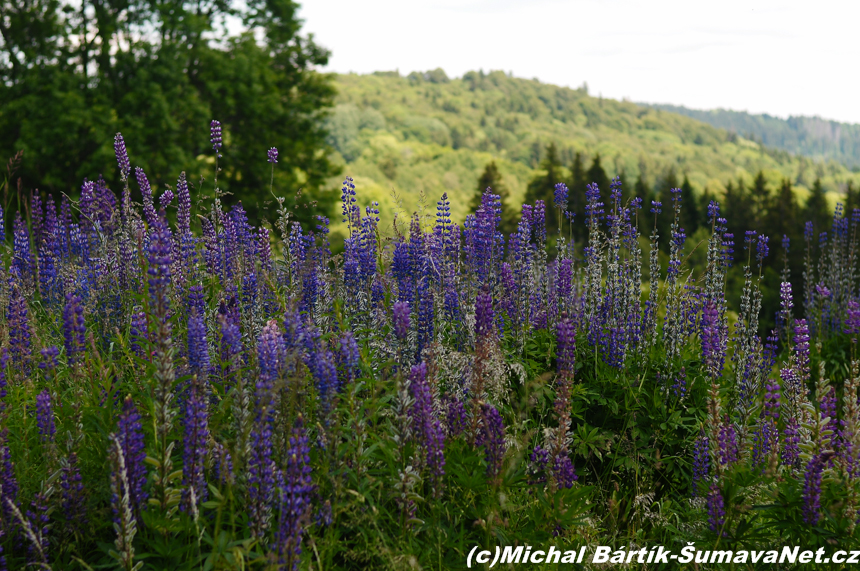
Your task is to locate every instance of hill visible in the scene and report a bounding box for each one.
[646,103,860,170]
[325,69,860,237]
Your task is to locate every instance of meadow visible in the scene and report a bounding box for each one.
[0,122,856,570]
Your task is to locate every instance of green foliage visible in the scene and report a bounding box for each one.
[0,0,338,224]
[650,103,860,170]
[327,70,860,244]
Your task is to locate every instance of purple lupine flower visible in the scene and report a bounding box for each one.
[751,419,778,469]
[218,313,242,385]
[26,490,49,562]
[7,282,32,372]
[12,214,34,285]
[276,416,314,569]
[187,313,210,381]
[130,310,148,358]
[135,167,158,228]
[259,227,272,272]
[701,301,723,378]
[38,346,59,373]
[846,300,860,337]
[756,234,769,267]
[718,419,738,466]
[408,363,446,495]
[116,396,148,517]
[258,319,287,385]
[553,454,577,489]
[210,120,223,156]
[794,319,811,386]
[782,418,801,468]
[249,322,281,538]
[248,418,275,539]
[212,442,234,486]
[691,430,710,498]
[528,445,550,486]
[802,453,829,525]
[0,348,9,410]
[443,394,468,437]
[62,293,86,363]
[671,367,687,398]
[416,283,434,358]
[268,147,278,163]
[477,403,506,484]
[707,484,726,534]
[553,182,569,211]
[475,288,494,341]
[147,216,173,318]
[177,171,191,236]
[181,377,209,511]
[764,380,781,419]
[159,189,174,209]
[302,327,339,415]
[60,452,86,526]
[0,429,19,527]
[337,331,360,386]
[35,390,55,442]
[114,133,131,181]
[556,315,576,375]
[393,301,410,342]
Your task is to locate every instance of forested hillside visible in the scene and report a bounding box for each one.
[648,103,860,169]
[326,70,860,234]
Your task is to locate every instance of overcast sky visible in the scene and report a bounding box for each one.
[297,0,860,124]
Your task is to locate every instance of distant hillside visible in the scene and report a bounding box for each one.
[326,70,860,234]
[646,103,860,170]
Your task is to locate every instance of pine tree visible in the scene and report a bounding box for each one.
[846,180,860,215]
[525,143,565,229]
[586,153,611,206]
[679,174,699,236]
[567,152,588,242]
[803,177,831,237]
[473,161,515,234]
[723,177,755,248]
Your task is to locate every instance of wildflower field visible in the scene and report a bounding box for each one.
[0,121,856,570]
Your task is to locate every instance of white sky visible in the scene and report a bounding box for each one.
[297,0,860,124]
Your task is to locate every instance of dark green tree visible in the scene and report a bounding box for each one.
[679,174,699,236]
[586,153,611,206]
[567,151,588,242]
[524,142,564,229]
[846,180,860,214]
[472,161,515,234]
[803,178,831,238]
[749,171,771,223]
[652,166,680,250]
[723,178,756,248]
[0,0,337,224]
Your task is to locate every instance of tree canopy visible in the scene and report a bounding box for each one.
[0,0,337,222]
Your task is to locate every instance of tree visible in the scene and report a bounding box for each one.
[524,142,565,229]
[472,161,515,234]
[567,151,588,242]
[803,178,831,238]
[846,180,860,214]
[723,178,756,250]
[679,174,699,236]
[586,153,611,206]
[0,0,337,225]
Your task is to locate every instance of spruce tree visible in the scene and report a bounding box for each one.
[679,174,699,236]
[586,153,611,206]
[803,177,831,237]
[473,161,515,234]
[568,152,588,242]
[846,180,860,214]
[525,143,565,229]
